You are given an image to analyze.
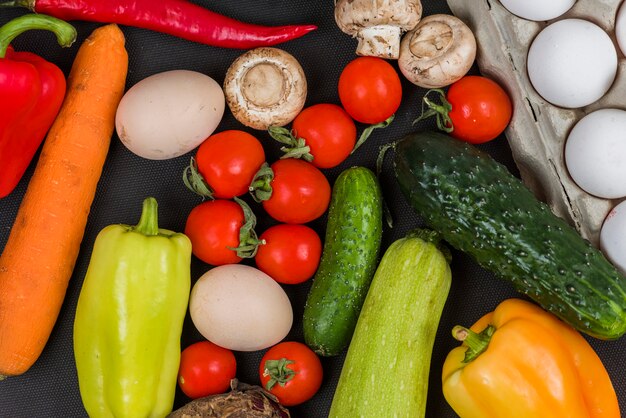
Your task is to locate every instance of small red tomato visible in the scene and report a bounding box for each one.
[255,224,322,284]
[338,56,403,124]
[256,159,331,224]
[291,103,357,169]
[259,341,323,406]
[178,341,237,399]
[184,199,245,265]
[192,130,265,199]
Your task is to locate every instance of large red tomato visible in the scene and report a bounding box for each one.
[178,341,237,399]
[259,341,323,406]
[290,103,357,169]
[255,224,322,284]
[191,130,265,199]
[338,56,403,124]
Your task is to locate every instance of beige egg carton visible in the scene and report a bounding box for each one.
[446,0,626,247]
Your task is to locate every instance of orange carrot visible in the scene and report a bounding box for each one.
[0,24,128,377]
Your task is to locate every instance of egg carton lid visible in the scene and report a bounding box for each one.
[446,0,626,247]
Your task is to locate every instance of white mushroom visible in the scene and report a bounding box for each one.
[398,14,476,88]
[334,0,423,59]
[223,47,307,130]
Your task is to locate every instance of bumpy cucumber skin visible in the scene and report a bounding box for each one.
[329,232,451,418]
[303,166,383,356]
[393,131,626,340]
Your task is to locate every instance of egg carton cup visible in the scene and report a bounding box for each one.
[446,0,626,247]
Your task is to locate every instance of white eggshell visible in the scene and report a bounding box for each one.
[189,264,293,351]
[565,108,626,199]
[615,1,626,57]
[499,0,575,21]
[527,19,617,109]
[601,201,626,275]
[115,70,225,160]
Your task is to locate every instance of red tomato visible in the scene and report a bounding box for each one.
[184,199,245,265]
[338,56,403,124]
[291,103,357,169]
[446,75,513,144]
[195,130,265,199]
[178,341,237,399]
[259,341,323,406]
[255,224,322,284]
[261,159,331,224]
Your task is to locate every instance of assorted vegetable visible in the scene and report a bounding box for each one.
[74,197,191,418]
[0,14,75,198]
[391,131,626,340]
[414,75,512,144]
[443,299,620,418]
[0,0,317,49]
[329,229,452,418]
[303,166,383,356]
[5,2,626,417]
[0,23,127,377]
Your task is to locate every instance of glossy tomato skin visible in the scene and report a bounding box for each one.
[338,56,403,124]
[255,224,322,284]
[185,199,244,265]
[447,75,513,144]
[195,130,265,199]
[292,103,356,169]
[259,341,323,406]
[263,159,331,224]
[178,341,237,399]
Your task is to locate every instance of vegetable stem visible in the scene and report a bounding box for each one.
[453,325,495,363]
[0,14,76,58]
[134,197,160,236]
[262,358,296,391]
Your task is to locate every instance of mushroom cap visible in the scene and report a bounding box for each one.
[398,14,477,88]
[334,0,423,35]
[223,47,307,131]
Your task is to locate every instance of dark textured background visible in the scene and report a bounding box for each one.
[1,1,624,417]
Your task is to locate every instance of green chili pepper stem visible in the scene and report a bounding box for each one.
[134,197,160,237]
[453,325,496,363]
[0,13,76,58]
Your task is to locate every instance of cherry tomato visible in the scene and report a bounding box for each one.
[255,224,322,284]
[185,199,245,265]
[194,130,265,199]
[178,341,237,399]
[259,341,323,406]
[291,103,357,169]
[338,56,403,124]
[446,75,512,144]
[259,159,331,224]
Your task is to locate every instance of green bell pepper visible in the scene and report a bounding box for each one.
[73,197,192,418]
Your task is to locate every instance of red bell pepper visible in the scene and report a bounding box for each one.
[0,14,75,198]
[0,0,317,49]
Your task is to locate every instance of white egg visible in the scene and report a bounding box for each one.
[600,200,626,275]
[499,0,576,21]
[115,70,225,160]
[189,264,293,352]
[615,1,626,57]
[527,19,617,109]
[565,108,626,199]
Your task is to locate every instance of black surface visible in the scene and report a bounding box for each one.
[1,1,625,417]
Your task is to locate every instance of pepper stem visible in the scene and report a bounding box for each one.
[134,197,160,237]
[262,358,296,391]
[0,13,76,58]
[453,325,495,363]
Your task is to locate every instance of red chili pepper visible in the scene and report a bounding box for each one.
[0,14,76,198]
[1,0,317,49]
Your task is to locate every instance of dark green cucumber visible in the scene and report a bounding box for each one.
[303,166,383,356]
[393,131,626,340]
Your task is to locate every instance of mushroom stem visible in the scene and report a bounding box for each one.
[356,25,403,59]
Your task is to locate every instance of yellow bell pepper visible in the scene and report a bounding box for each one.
[442,298,620,418]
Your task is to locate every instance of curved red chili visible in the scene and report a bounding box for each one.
[1,0,317,49]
